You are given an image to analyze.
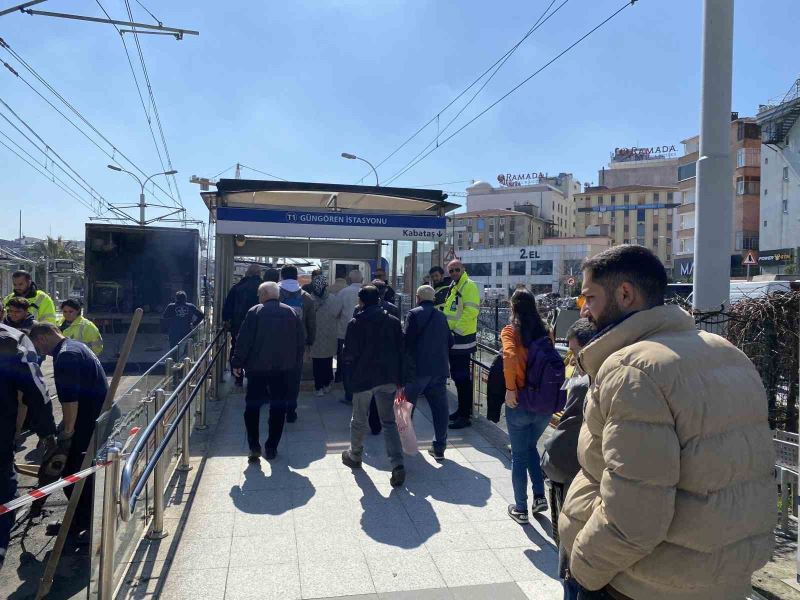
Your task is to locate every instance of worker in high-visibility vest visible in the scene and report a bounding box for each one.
[58,299,104,356]
[440,260,480,430]
[3,270,56,325]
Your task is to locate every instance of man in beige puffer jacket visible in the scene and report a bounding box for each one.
[559,245,775,600]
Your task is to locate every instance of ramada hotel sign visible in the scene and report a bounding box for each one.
[613,144,678,162]
[497,172,545,187]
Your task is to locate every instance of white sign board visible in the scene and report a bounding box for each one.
[217,207,445,241]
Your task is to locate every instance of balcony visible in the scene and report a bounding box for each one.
[736,180,760,196]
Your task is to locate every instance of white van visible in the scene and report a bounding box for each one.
[729,281,791,304]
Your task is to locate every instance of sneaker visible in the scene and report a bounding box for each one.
[508,504,529,524]
[286,411,297,423]
[264,446,277,460]
[448,417,471,430]
[427,447,445,462]
[315,389,325,397]
[341,450,362,469]
[248,448,261,463]
[531,496,548,514]
[390,466,406,487]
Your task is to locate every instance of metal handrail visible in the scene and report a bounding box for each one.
[119,328,226,521]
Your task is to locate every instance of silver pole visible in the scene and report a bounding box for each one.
[196,349,208,430]
[391,240,398,290]
[177,357,194,471]
[165,357,174,391]
[146,389,168,539]
[692,0,734,311]
[98,445,120,600]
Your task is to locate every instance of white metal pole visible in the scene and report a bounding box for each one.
[98,445,120,600]
[692,0,734,311]
[139,190,146,226]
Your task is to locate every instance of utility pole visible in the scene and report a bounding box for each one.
[18,209,21,242]
[692,0,734,311]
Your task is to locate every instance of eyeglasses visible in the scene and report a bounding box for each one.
[448,268,461,274]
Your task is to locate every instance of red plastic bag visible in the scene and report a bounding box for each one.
[394,388,418,455]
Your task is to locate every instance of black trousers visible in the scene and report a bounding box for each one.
[244,372,290,451]
[449,352,473,418]
[64,428,95,532]
[312,357,334,390]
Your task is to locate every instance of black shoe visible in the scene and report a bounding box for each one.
[390,466,406,487]
[449,417,471,430]
[286,411,297,423]
[508,504,529,525]
[427,447,445,462]
[341,450,362,469]
[449,411,460,422]
[264,446,277,460]
[248,447,261,463]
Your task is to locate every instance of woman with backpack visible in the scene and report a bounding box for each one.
[501,288,566,525]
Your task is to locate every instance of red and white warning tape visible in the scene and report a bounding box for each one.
[0,426,141,516]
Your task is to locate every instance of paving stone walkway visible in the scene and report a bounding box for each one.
[117,382,562,600]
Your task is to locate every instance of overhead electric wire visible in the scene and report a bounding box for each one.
[238,164,289,181]
[410,179,474,188]
[356,0,567,184]
[0,131,103,214]
[134,0,161,25]
[0,95,134,221]
[382,0,565,187]
[94,0,181,209]
[0,37,181,208]
[211,164,238,179]
[123,0,183,208]
[384,0,637,186]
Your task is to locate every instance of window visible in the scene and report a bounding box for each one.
[783,199,789,214]
[667,192,674,201]
[653,223,659,232]
[509,261,526,276]
[667,222,673,231]
[597,196,604,205]
[765,157,769,164]
[652,238,659,247]
[610,195,616,204]
[499,218,505,225]
[734,231,759,251]
[764,220,768,227]
[637,223,645,237]
[678,162,696,181]
[637,209,646,222]
[530,260,553,276]
[623,194,630,203]
[736,147,760,167]
[623,238,630,244]
[737,121,760,140]
[680,213,694,230]
[784,166,790,181]
[736,176,760,195]
[654,192,660,202]
[624,224,629,233]
[638,195,645,205]
[477,218,485,231]
[495,262,503,275]
[509,219,516,231]
[679,237,694,254]
[509,234,516,245]
[462,262,491,277]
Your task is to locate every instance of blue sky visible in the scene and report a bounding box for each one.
[0,0,798,241]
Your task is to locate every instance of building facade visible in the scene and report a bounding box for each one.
[446,208,548,254]
[672,114,762,279]
[574,185,678,269]
[458,236,612,297]
[598,145,680,188]
[756,79,800,275]
[465,172,581,238]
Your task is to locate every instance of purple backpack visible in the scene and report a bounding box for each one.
[517,336,567,415]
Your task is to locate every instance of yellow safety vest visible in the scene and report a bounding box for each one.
[3,289,57,324]
[441,273,480,352]
[59,315,104,356]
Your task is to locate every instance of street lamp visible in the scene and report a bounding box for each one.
[341,152,379,186]
[107,165,178,226]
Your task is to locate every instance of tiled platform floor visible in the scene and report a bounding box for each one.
[117,382,562,600]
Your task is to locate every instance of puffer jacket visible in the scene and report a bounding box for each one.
[559,305,775,600]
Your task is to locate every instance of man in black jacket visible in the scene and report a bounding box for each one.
[539,318,594,593]
[161,291,204,353]
[429,266,452,310]
[232,282,305,461]
[222,264,262,387]
[0,324,57,567]
[341,286,406,487]
[403,285,453,461]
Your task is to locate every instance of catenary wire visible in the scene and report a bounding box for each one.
[238,164,289,181]
[384,0,637,186]
[94,0,180,209]
[381,0,565,187]
[356,0,568,184]
[123,0,183,209]
[0,44,181,209]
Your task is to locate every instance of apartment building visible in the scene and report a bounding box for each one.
[445,208,548,253]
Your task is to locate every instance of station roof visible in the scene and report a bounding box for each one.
[202,179,459,216]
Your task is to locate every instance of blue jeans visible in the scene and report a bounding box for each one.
[405,375,448,453]
[505,406,551,511]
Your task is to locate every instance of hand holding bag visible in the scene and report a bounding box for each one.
[394,388,418,455]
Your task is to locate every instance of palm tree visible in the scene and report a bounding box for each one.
[29,236,83,261]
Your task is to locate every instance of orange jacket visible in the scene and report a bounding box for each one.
[500,325,526,391]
